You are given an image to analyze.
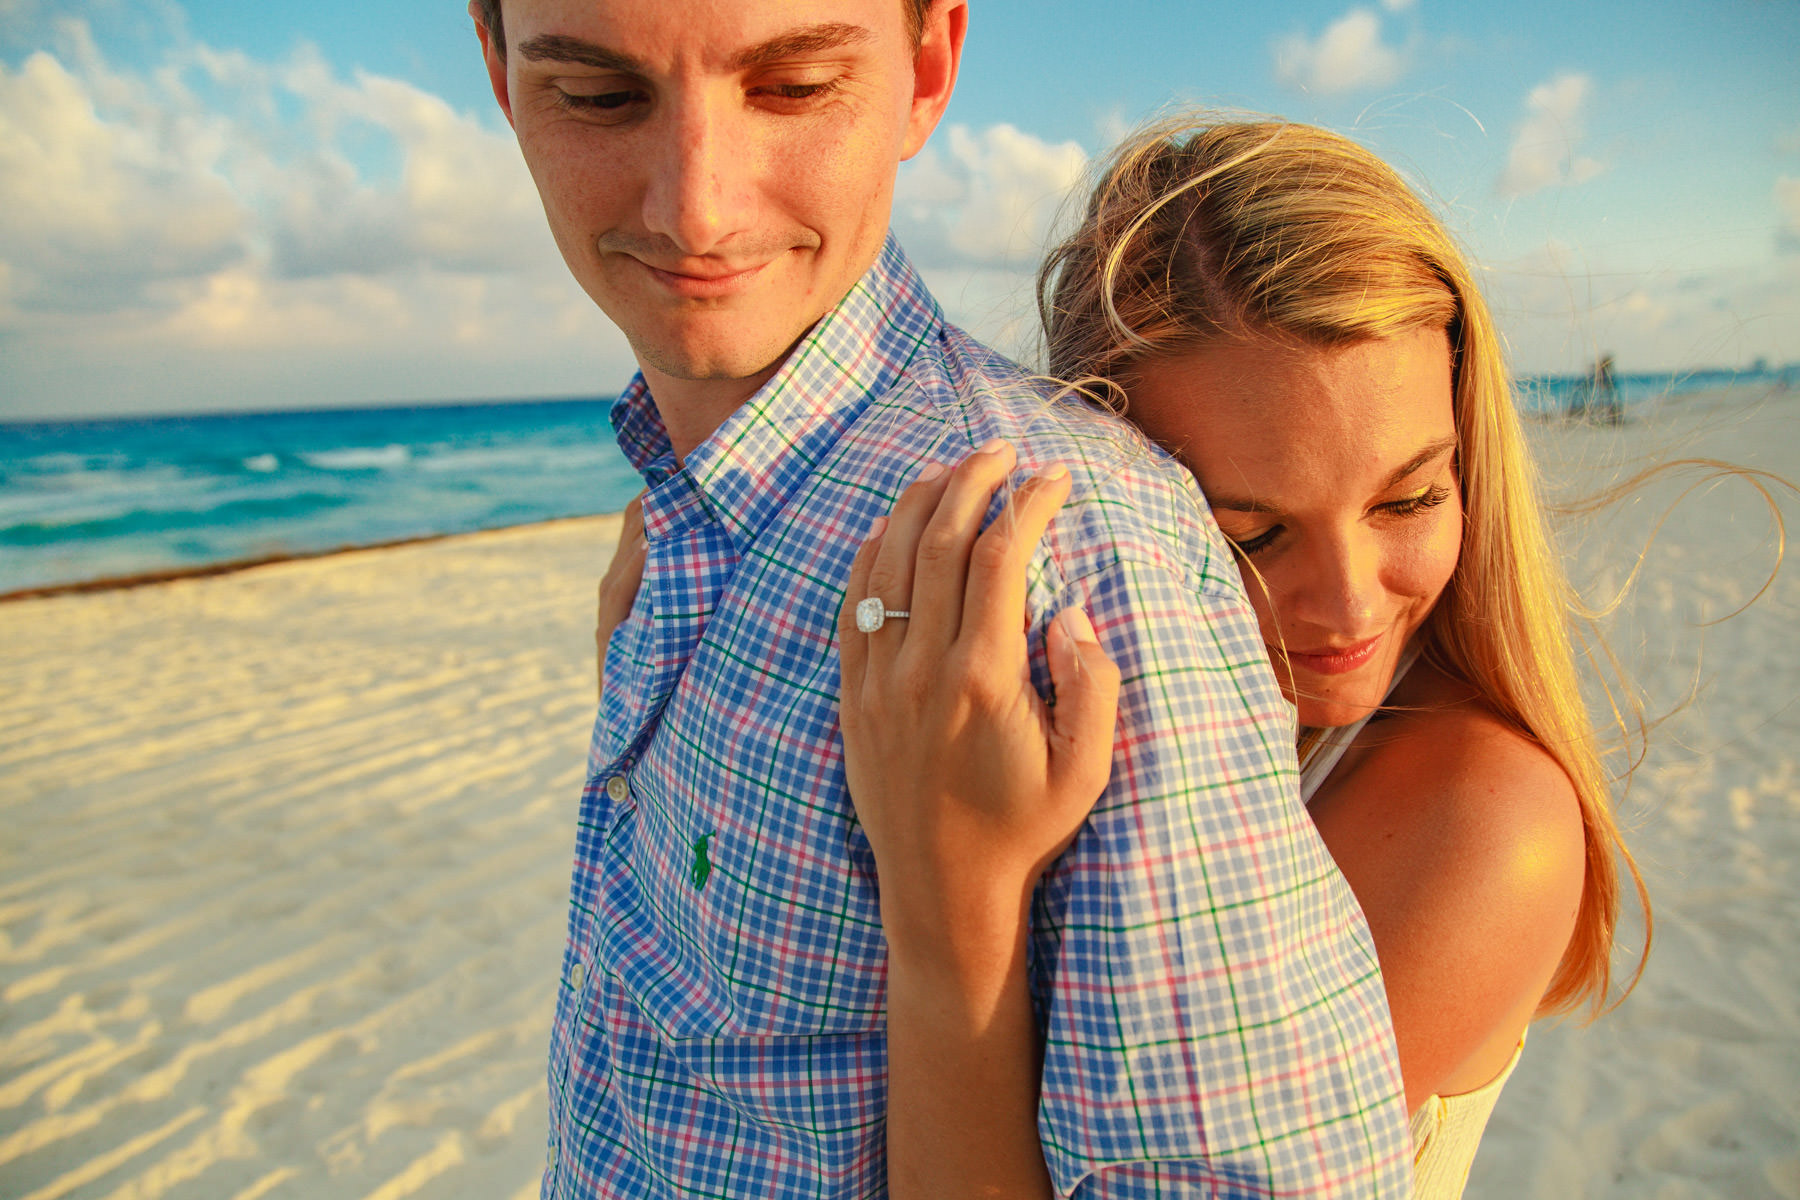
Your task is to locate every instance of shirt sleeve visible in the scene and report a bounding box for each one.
[1029,554,1413,1198]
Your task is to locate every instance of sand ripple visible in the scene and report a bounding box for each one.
[1,518,615,1199]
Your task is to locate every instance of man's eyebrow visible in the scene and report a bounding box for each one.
[732,23,875,69]
[516,34,643,73]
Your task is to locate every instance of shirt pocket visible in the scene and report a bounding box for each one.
[595,686,889,1041]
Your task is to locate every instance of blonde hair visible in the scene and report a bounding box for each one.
[1039,115,1647,1018]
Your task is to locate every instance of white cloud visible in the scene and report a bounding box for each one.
[1497,72,1604,198]
[1273,9,1409,95]
[1777,176,1800,251]
[0,49,247,311]
[894,123,1088,271]
[0,17,633,416]
[261,64,553,279]
[889,124,1089,364]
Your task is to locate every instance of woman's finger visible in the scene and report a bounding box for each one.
[859,460,953,671]
[597,491,651,700]
[620,491,645,542]
[837,513,888,706]
[903,440,1017,664]
[1045,605,1122,806]
[962,465,1072,652]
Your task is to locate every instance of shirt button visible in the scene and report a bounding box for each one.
[606,775,629,803]
[570,961,587,992]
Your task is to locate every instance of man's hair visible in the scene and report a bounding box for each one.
[472,0,935,59]
[1039,115,1649,1021]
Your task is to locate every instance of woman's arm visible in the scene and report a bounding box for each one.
[837,441,1119,1199]
[1307,673,1587,1109]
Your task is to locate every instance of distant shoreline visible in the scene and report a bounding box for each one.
[0,512,622,604]
[6,381,1786,604]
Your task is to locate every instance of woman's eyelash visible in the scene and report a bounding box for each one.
[1230,527,1281,556]
[1226,484,1452,558]
[1383,483,1453,516]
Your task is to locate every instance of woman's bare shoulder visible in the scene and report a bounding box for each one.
[1309,661,1586,1100]
[1329,661,1585,880]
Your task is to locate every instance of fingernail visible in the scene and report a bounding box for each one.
[1042,463,1070,481]
[1055,606,1098,645]
[979,438,1012,457]
[919,462,947,482]
[867,516,888,540]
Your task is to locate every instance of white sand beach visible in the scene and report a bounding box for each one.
[2,386,1796,1199]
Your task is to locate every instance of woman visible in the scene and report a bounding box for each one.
[833,118,1647,1198]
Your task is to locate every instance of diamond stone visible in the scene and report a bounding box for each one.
[854,597,886,633]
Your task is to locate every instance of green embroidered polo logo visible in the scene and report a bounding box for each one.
[690,833,716,889]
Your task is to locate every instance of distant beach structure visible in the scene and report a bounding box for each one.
[1563,353,1624,425]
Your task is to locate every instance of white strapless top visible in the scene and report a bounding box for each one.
[1408,1035,1525,1199]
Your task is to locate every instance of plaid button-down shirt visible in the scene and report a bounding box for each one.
[547,237,1410,1197]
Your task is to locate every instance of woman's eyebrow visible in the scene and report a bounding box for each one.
[1208,491,1279,515]
[1382,437,1458,490]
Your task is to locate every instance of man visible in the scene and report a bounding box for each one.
[472,1,1412,1194]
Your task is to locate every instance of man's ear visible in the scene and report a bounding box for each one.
[470,0,515,128]
[901,0,968,160]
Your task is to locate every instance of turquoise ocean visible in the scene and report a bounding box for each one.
[0,398,641,595]
[2,367,1789,595]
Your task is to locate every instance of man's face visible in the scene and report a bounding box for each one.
[480,0,958,396]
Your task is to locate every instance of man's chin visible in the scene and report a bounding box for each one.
[634,332,809,389]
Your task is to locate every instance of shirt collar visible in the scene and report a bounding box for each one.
[610,234,942,554]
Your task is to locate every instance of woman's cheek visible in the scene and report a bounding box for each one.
[1238,560,1295,650]
[1406,505,1464,613]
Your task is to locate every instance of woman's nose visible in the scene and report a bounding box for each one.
[1291,529,1381,634]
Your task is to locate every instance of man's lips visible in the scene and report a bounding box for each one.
[1280,634,1384,676]
[635,256,775,300]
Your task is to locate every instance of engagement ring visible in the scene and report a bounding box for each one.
[855,597,909,633]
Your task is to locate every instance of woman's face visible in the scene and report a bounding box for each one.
[1129,326,1463,728]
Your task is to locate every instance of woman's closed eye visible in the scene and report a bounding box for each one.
[1224,484,1454,558]
[1227,525,1282,557]
[1380,483,1454,518]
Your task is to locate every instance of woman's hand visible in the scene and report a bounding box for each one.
[596,492,646,700]
[837,440,1120,971]
[838,440,1119,1200]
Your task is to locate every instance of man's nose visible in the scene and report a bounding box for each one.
[642,96,748,256]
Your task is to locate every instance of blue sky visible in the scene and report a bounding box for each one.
[2,0,1796,418]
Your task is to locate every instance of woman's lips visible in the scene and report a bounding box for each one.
[1281,634,1384,676]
